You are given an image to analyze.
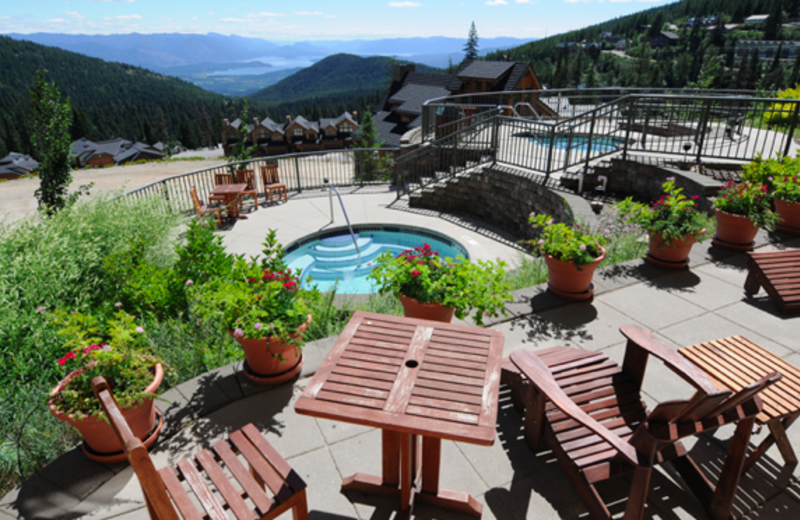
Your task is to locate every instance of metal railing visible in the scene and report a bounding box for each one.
[123,148,399,215]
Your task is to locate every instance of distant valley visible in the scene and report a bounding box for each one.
[5,32,533,95]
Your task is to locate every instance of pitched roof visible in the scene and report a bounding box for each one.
[288,115,319,132]
[372,110,420,148]
[260,117,284,133]
[659,31,680,40]
[0,152,38,173]
[389,83,451,116]
[458,61,515,80]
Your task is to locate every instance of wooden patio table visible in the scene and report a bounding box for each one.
[209,183,248,220]
[680,336,800,473]
[294,311,505,518]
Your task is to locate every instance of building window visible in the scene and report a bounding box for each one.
[272,133,283,141]
[292,126,304,138]
[339,122,354,133]
[254,128,268,141]
[326,128,336,137]
[306,131,318,140]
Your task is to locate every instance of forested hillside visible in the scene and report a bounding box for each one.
[251,54,441,105]
[487,0,800,91]
[0,36,237,157]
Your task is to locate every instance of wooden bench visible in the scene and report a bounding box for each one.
[680,336,800,472]
[91,377,309,520]
[745,249,800,315]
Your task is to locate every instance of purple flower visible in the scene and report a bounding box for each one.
[254,323,263,331]
[604,228,611,234]
[579,244,587,250]
[233,328,244,338]
[36,306,47,313]
[102,345,112,351]
[768,176,774,181]
[538,239,544,245]
[546,219,553,225]
[666,176,676,181]
[114,302,123,308]
[196,295,201,301]
[185,280,194,286]
[135,326,144,333]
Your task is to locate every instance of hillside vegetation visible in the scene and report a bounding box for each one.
[251,54,442,104]
[487,0,800,91]
[0,36,234,157]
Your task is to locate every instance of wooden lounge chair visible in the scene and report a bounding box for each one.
[190,186,222,227]
[91,376,309,520]
[507,324,780,520]
[260,164,288,204]
[744,249,800,315]
[236,169,259,211]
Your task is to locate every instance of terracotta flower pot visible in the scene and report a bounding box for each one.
[775,198,800,235]
[399,294,455,323]
[713,209,759,251]
[646,229,704,269]
[231,315,311,385]
[544,246,606,301]
[49,363,164,462]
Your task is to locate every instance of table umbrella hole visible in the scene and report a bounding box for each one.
[405,360,419,368]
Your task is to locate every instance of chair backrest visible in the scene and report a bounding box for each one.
[91,377,180,520]
[261,164,280,184]
[190,186,203,212]
[239,169,256,190]
[215,172,233,185]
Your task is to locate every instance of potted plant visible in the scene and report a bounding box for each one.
[712,181,778,251]
[617,179,708,269]
[368,243,511,325]
[48,311,165,463]
[527,215,608,300]
[192,230,315,385]
[773,172,800,235]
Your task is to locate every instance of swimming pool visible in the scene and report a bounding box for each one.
[282,225,469,294]
[529,135,626,152]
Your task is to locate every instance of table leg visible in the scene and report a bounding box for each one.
[742,413,800,473]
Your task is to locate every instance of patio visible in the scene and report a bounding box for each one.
[3,186,800,520]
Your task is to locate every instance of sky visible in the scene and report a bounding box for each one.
[0,0,672,41]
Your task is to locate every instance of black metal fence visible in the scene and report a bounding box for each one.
[123,148,399,215]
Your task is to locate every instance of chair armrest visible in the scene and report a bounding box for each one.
[620,325,719,395]
[510,350,640,466]
[91,376,143,454]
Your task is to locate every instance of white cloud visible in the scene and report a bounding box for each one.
[564,0,591,3]
[325,14,337,18]
[486,0,508,4]
[64,11,85,18]
[295,11,323,15]
[515,0,538,3]
[208,11,215,15]
[388,2,421,7]
[608,0,631,2]
[104,14,141,20]
[248,12,284,17]
[190,16,198,20]
[46,18,67,23]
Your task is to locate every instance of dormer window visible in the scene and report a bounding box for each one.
[326,128,336,137]
[292,126,304,138]
[339,122,355,133]
[272,132,283,141]
[254,128,269,141]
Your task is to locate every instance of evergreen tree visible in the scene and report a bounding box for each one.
[152,108,169,144]
[747,48,762,90]
[142,117,154,144]
[2,114,21,154]
[195,100,213,148]
[355,108,387,182]
[463,22,479,61]
[764,43,786,90]
[71,109,97,142]
[30,72,77,215]
[227,98,256,179]
[789,51,800,86]
[636,44,652,87]
[711,15,726,47]
[570,49,584,87]
[734,53,750,90]
[764,0,783,40]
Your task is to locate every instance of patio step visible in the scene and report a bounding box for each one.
[312,237,373,257]
[312,243,387,268]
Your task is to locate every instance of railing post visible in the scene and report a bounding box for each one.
[563,128,573,171]
[294,156,302,193]
[584,111,597,175]
[695,100,712,163]
[545,125,556,180]
[641,104,650,150]
[784,101,800,157]
[623,97,635,161]
[491,116,499,165]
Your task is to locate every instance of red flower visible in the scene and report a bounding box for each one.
[411,270,421,277]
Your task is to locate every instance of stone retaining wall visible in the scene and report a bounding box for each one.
[409,165,595,240]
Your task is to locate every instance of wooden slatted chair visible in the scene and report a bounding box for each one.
[190,186,222,227]
[215,172,233,185]
[260,164,288,205]
[508,324,780,520]
[91,376,309,520]
[745,249,800,315]
[236,169,259,212]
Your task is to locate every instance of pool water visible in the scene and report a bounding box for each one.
[282,230,468,294]
[529,135,625,152]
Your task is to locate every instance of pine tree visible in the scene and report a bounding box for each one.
[30,72,76,215]
[355,108,387,182]
[734,53,749,89]
[764,0,783,41]
[764,43,786,90]
[142,117,154,144]
[463,22,479,62]
[789,51,800,87]
[152,108,169,144]
[570,49,584,87]
[747,48,762,90]
[227,98,256,179]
